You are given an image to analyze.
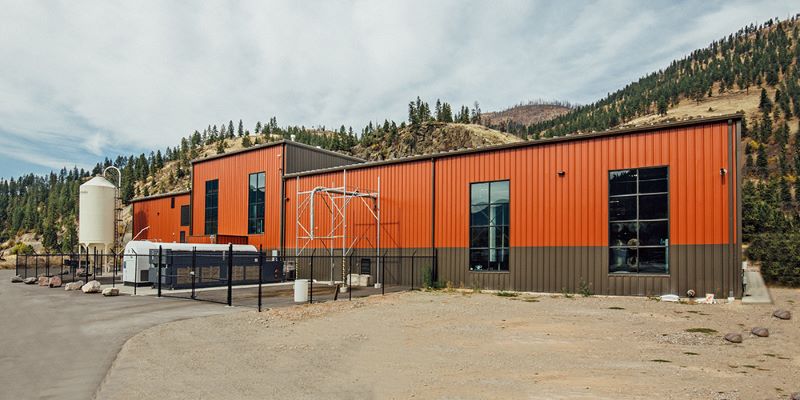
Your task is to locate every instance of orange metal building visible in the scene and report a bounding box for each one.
[131,191,191,243]
[133,115,743,297]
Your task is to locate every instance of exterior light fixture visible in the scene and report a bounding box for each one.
[557,170,566,177]
[720,168,727,176]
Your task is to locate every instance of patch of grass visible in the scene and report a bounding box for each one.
[523,297,540,302]
[608,306,625,310]
[560,287,574,299]
[742,365,756,369]
[578,279,593,297]
[685,327,718,334]
[650,359,671,363]
[496,291,519,298]
[686,310,701,314]
[684,352,700,356]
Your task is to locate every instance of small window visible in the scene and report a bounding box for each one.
[469,180,509,272]
[248,172,265,234]
[170,197,175,209]
[204,180,219,235]
[608,167,669,274]
[180,205,190,227]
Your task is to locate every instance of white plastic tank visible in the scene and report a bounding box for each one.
[79,176,116,252]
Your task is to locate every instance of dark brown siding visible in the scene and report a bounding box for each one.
[285,143,362,174]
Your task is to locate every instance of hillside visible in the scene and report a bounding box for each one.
[481,102,572,135]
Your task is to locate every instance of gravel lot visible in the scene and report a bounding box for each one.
[97,288,799,400]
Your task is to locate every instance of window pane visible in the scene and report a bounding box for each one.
[639,248,667,274]
[639,194,668,220]
[609,248,637,273]
[490,181,509,203]
[490,248,509,271]
[639,221,668,246]
[609,196,637,221]
[639,167,667,181]
[470,204,489,226]
[489,226,510,249]
[489,203,510,226]
[610,169,637,195]
[471,183,489,205]
[639,178,668,193]
[258,173,265,189]
[470,227,489,248]
[610,222,637,247]
[469,249,489,271]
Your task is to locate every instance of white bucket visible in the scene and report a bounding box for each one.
[294,279,309,303]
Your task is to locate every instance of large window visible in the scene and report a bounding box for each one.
[204,179,219,235]
[608,167,669,274]
[180,205,190,227]
[469,180,509,272]
[248,172,265,234]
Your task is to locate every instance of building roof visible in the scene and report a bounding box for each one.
[130,190,191,203]
[284,114,743,178]
[190,139,364,165]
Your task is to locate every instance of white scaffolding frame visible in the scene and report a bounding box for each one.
[294,172,381,285]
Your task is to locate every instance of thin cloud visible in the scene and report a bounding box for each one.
[0,0,797,179]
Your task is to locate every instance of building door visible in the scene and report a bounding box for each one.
[180,231,186,243]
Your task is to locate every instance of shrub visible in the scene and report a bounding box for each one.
[9,243,34,255]
[746,233,800,287]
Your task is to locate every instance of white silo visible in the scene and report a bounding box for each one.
[79,176,117,268]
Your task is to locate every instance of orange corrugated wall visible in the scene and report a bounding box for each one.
[284,160,432,250]
[132,194,189,243]
[191,145,284,249]
[434,121,732,247]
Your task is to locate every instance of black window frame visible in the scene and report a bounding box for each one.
[204,179,219,235]
[469,180,510,272]
[608,166,669,275]
[247,172,265,235]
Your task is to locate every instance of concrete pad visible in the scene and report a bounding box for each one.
[742,270,772,304]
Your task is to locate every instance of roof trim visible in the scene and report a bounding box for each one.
[284,114,743,178]
[190,139,364,165]
[130,190,191,203]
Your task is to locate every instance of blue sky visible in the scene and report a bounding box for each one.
[0,0,797,179]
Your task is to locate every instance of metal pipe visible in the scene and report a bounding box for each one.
[227,243,233,306]
[258,245,263,312]
[191,247,196,299]
[157,245,162,298]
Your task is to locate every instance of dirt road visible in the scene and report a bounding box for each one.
[96,287,799,399]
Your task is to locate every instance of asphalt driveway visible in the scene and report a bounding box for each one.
[0,269,238,400]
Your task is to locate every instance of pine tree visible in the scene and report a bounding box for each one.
[759,88,773,112]
[756,144,769,177]
[238,119,244,137]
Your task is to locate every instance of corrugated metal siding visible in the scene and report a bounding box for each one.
[284,160,432,252]
[285,143,362,174]
[132,194,189,243]
[191,145,284,249]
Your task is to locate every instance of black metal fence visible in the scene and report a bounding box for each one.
[15,245,437,311]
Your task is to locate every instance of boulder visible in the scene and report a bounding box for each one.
[11,275,23,283]
[750,327,769,337]
[773,309,792,320]
[48,276,62,288]
[790,392,800,400]
[23,277,38,284]
[81,280,102,293]
[38,276,49,286]
[723,333,743,343]
[102,287,119,297]
[64,280,85,291]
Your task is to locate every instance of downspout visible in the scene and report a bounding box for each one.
[431,157,437,283]
[735,119,743,297]
[279,143,287,257]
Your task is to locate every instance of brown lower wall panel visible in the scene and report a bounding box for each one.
[437,245,742,298]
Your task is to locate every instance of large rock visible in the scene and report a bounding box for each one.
[790,392,800,400]
[38,276,49,286]
[102,287,119,297]
[724,333,743,343]
[48,276,62,288]
[64,280,85,291]
[23,277,38,284]
[10,275,23,283]
[81,280,102,293]
[750,327,769,337]
[773,309,792,320]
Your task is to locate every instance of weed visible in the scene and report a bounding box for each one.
[685,328,718,334]
[608,306,625,310]
[560,287,574,298]
[471,280,482,294]
[578,279,593,297]
[523,297,540,303]
[650,359,671,363]
[763,353,776,358]
[496,291,519,298]
[684,352,700,356]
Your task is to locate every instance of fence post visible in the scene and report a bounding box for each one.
[15,249,19,276]
[45,251,50,277]
[226,243,233,307]
[157,245,163,298]
[34,252,39,277]
[381,254,385,296]
[111,250,116,288]
[23,253,28,278]
[93,247,97,278]
[191,247,196,299]
[71,251,75,282]
[258,245,263,312]
[309,254,314,304]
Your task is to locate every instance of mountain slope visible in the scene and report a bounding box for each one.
[481,102,572,135]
